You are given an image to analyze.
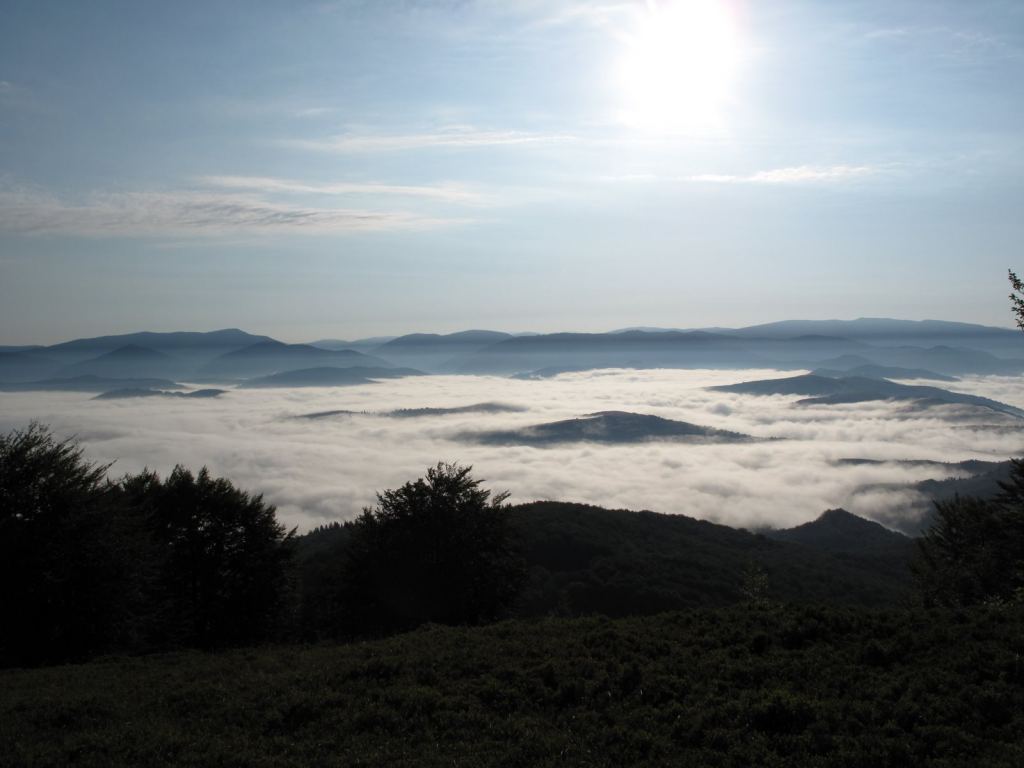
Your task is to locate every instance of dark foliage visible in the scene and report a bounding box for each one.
[0,424,296,665]
[117,467,297,648]
[310,463,526,636]
[511,501,914,617]
[914,457,1024,607]
[2,605,1022,767]
[1010,269,1024,332]
[0,424,140,665]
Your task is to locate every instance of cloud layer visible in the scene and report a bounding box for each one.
[1,369,1021,533]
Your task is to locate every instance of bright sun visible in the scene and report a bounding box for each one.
[615,0,741,131]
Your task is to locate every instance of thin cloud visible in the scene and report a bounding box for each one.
[200,175,486,205]
[287,126,578,153]
[0,186,467,237]
[687,165,877,184]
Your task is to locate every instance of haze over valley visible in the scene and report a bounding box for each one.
[2,319,1021,534]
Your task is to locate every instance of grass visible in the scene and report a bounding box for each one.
[2,605,1022,767]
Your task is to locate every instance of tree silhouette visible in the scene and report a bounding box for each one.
[118,466,297,648]
[1010,270,1024,331]
[0,423,136,664]
[334,463,525,635]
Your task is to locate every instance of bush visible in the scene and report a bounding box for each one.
[325,462,525,635]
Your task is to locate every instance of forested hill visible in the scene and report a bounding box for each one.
[506,502,913,615]
[297,501,915,623]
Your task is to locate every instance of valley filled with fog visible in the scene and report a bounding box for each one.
[3,367,1021,533]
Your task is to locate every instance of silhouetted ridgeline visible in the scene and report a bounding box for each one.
[3,318,1024,386]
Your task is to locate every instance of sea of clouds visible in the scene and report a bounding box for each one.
[2,368,1023,533]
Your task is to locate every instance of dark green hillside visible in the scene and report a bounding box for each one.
[463,411,753,446]
[509,502,913,615]
[766,509,915,582]
[2,606,1021,768]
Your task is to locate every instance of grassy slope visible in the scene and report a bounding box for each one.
[3,605,1022,768]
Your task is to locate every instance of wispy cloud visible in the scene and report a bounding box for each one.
[687,165,877,184]
[287,126,577,153]
[0,184,467,237]
[524,0,633,29]
[862,25,1023,64]
[200,175,487,205]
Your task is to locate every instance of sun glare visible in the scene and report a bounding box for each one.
[614,0,741,131]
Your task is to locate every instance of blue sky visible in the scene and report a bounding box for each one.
[1,0,1022,343]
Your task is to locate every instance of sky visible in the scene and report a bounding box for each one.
[1,0,1023,344]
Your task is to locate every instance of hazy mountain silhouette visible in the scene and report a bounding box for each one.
[0,350,61,382]
[729,318,1024,354]
[43,329,273,363]
[308,337,398,352]
[93,388,226,400]
[387,403,526,417]
[812,364,956,381]
[54,345,183,380]
[200,341,393,380]
[238,366,422,388]
[461,411,753,446]
[511,365,615,380]
[449,331,770,374]
[8,320,1024,382]
[296,401,524,419]
[712,374,1024,418]
[837,457,1002,473]
[372,330,513,372]
[0,375,184,392]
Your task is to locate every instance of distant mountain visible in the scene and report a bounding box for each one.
[837,457,1002,473]
[200,341,393,380]
[295,401,524,420]
[386,402,526,418]
[0,375,183,392]
[308,337,397,352]
[238,366,422,389]
[711,374,1024,418]
[842,460,1015,536]
[511,365,611,380]
[373,330,513,372]
[0,350,61,382]
[54,345,183,380]
[43,329,274,364]
[812,364,956,382]
[730,318,1024,351]
[94,388,226,400]
[461,411,753,446]
[450,331,770,374]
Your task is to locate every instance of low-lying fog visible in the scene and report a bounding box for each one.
[2,369,1023,532]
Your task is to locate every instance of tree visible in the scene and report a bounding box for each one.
[0,423,137,665]
[330,463,525,635]
[1010,270,1024,331]
[118,465,297,648]
[914,465,1024,607]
